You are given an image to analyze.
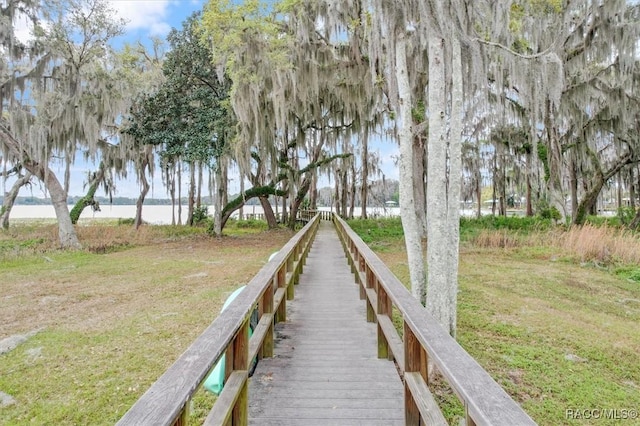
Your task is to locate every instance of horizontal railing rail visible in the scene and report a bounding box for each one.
[333,214,537,426]
[117,214,320,426]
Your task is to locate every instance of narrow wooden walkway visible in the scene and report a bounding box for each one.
[248,221,404,425]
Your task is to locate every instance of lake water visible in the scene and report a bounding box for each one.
[7,204,405,225]
[8,204,493,225]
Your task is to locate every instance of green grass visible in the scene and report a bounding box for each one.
[348,217,640,426]
[346,217,405,251]
[0,223,293,425]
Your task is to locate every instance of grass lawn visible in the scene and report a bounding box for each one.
[0,220,293,425]
[349,218,640,426]
[2,217,639,425]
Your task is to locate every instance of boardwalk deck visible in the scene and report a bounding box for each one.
[248,221,404,425]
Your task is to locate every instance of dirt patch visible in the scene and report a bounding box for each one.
[0,329,42,355]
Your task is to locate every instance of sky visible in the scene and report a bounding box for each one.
[10,0,399,200]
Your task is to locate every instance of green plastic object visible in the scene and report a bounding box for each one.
[203,286,249,395]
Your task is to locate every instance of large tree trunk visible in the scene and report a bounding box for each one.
[574,149,632,225]
[28,160,81,249]
[197,161,203,208]
[1,171,32,229]
[166,166,176,225]
[443,36,463,338]
[360,128,369,219]
[334,172,340,216]
[187,162,195,226]
[340,166,348,218]
[310,170,318,210]
[426,29,457,336]
[617,172,623,211]
[413,135,427,238]
[0,123,79,248]
[70,164,105,225]
[221,158,228,207]
[629,167,636,211]
[396,33,426,305]
[213,161,224,237]
[569,150,578,221]
[219,184,282,231]
[545,101,567,221]
[135,148,152,230]
[475,157,482,218]
[259,196,277,228]
[526,155,534,216]
[177,161,183,225]
[135,175,150,230]
[349,159,356,219]
[239,174,245,221]
[497,141,506,216]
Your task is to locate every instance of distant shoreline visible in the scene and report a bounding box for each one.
[0,196,260,207]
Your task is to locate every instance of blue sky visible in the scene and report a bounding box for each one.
[12,0,398,200]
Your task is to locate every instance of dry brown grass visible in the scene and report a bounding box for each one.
[469,224,640,266]
[556,224,640,265]
[472,229,528,249]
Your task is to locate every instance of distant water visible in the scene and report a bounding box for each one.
[9,205,187,225]
[7,204,495,225]
[7,204,406,225]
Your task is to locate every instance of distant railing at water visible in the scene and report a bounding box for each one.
[240,210,332,223]
[117,215,320,426]
[333,214,537,426]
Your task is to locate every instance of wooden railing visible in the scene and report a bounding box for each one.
[298,209,332,221]
[241,210,331,222]
[333,214,537,426]
[117,214,320,426]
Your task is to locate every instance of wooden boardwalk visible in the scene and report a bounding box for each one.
[248,221,404,425]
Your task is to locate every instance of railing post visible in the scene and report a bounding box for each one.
[173,403,190,426]
[260,278,274,358]
[224,318,249,425]
[365,265,375,323]
[404,321,429,425]
[276,266,287,322]
[286,255,294,300]
[377,285,392,360]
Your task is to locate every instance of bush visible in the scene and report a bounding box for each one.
[538,206,561,221]
[193,206,211,226]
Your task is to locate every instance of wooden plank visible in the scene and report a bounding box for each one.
[405,372,448,426]
[247,419,402,426]
[203,371,247,426]
[246,406,403,420]
[248,221,404,425]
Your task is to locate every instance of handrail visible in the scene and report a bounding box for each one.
[117,214,321,426]
[333,214,537,426]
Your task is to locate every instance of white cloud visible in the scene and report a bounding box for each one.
[108,0,172,36]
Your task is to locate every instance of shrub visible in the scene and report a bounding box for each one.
[193,206,211,226]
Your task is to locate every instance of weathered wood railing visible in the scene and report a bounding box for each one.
[298,209,332,221]
[117,214,320,426]
[333,214,537,426]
